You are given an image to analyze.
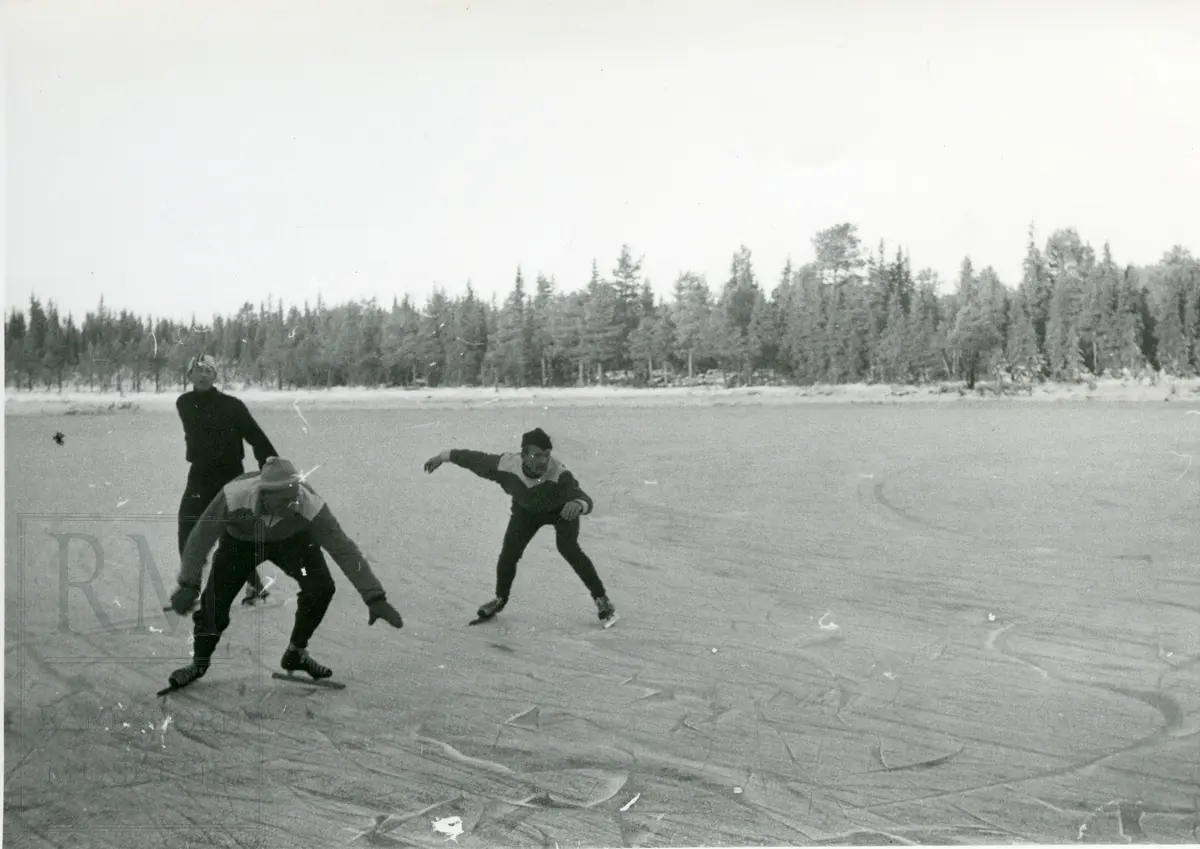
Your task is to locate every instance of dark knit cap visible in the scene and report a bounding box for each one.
[520,428,553,451]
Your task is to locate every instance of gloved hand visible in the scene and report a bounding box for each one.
[559,499,586,521]
[367,597,404,628]
[164,582,200,615]
[423,450,450,474]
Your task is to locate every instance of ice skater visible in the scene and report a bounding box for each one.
[423,427,617,625]
[176,354,274,606]
[164,456,405,690]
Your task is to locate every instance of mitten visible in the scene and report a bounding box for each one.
[166,583,200,615]
[559,499,586,521]
[365,592,404,628]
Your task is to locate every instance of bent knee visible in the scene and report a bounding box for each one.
[196,608,233,633]
[307,574,336,599]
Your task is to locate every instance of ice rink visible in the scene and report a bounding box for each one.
[5,398,1200,847]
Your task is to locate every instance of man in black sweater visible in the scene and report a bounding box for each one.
[176,354,277,605]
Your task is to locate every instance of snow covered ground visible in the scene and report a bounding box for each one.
[5,395,1200,847]
[6,374,1200,417]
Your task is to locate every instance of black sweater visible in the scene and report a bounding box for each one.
[176,388,278,471]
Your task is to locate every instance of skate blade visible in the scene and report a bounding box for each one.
[602,612,620,629]
[271,671,345,690]
[157,679,199,697]
[468,614,495,626]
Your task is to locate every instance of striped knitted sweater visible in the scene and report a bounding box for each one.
[178,472,386,603]
[446,450,594,516]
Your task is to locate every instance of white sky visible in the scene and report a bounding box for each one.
[3,0,1198,324]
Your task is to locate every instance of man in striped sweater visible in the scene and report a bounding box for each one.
[423,427,616,625]
[165,457,405,690]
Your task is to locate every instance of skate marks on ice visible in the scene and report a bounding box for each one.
[984,621,1053,680]
[555,625,1004,843]
[611,597,1198,844]
[863,465,985,542]
[11,605,1197,844]
[278,725,645,847]
[293,671,904,848]
[834,611,1200,840]
[5,588,368,846]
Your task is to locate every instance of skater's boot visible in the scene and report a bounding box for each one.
[476,596,507,621]
[280,645,333,680]
[242,574,270,605]
[594,594,616,622]
[168,660,209,689]
[242,588,270,606]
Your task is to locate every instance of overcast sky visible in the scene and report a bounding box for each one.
[4,0,1198,323]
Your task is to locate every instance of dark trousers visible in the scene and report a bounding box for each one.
[495,509,606,600]
[191,531,337,663]
[178,464,263,594]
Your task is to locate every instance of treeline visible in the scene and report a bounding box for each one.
[6,223,1200,393]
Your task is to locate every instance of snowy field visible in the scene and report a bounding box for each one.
[5,394,1200,847]
[5,376,1200,417]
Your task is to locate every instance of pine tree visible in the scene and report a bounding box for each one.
[1148,249,1193,375]
[610,245,645,367]
[1110,266,1146,374]
[780,265,825,383]
[865,241,891,378]
[670,272,712,380]
[875,290,909,383]
[580,261,624,383]
[21,296,48,390]
[1005,287,1042,380]
[948,258,1004,388]
[1045,271,1085,379]
[748,289,780,377]
[627,315,657,381]
[6,308,27,388]
[1020,224,1052,371]
[713,246,762,382]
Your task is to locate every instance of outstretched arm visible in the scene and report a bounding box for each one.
[424,448,503,481]
[307,503,404,627]
[308,504,387,603]
[178,490,229,588]
[235,399,279,469]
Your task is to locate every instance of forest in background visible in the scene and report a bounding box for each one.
[5,223,1200,394]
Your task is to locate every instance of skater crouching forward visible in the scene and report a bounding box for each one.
[164,457,404,690]
[423,427,616,625]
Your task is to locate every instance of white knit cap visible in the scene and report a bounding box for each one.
[187,354,217,376]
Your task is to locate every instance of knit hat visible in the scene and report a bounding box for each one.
[257,457,302,490]
[521,428,553,451]
[187,354,217,376]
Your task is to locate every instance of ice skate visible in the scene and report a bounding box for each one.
[280,646,333,680]
[241,588,270,606]
[274,646,344,689]
[158,661,209,695]
[595,595,618,628]
[469,596,507,625]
